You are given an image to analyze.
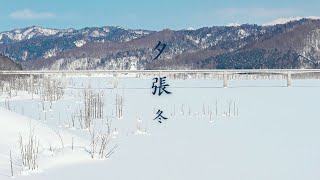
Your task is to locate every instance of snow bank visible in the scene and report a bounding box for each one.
[0,107,89,178]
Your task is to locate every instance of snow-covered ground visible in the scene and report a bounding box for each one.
[0,77,320,180]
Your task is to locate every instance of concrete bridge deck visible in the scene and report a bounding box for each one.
[1,69,320,88]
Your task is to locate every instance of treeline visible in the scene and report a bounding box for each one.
[200,49,306,69]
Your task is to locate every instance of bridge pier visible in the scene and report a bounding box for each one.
[113,72,118,89]
[30,74,34,100]
[63,73,68,87]
[87,73,92,89]
[287,73,292,87]
[223,72,228,88]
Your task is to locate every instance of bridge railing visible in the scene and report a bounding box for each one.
[1,69,320,88]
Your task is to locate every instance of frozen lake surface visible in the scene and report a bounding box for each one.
[0,77,320,180]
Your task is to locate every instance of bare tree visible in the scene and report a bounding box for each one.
[115,94,124,119]
[53,128,64,148]
[10,150,13,177]
[18,126,40,170]
[87,123,118,159]
[88,126,99,159]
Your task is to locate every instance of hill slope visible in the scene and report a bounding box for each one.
[0,54,22,70]
[1,19,320,70]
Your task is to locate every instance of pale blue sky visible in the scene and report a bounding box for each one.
[0,0,320,31]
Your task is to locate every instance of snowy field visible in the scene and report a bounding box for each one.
[0,76,320,180]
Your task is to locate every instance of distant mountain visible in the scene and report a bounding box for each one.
[202,19,320,69]
[0,54,22,70]
[0,26,153,62]
[1,18,320,70]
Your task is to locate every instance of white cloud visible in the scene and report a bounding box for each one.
[225,23,241,27]
[9,9,56,20]
[263,16,320,26]
[216,8,299,19]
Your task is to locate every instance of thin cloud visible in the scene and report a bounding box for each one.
[9,9,56,20]
[263,16,320,26]
[216,8,300,19]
